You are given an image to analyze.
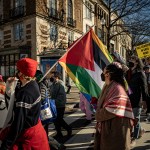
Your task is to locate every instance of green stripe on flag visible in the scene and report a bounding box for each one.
[67,64,101,98]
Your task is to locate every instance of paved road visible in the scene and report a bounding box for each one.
[48,86,150,150]
[132,118,150,150]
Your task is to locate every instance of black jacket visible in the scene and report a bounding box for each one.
[1,80,41,149]
[127,69,148,108]
[50,80,66,108]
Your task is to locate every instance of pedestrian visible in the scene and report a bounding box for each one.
[126,56,148,144]
[143,65,150,121]
[0,75,6,95]
[79,92,93,123]
[66,75,71,94]
[0,75,6,125]
[50,71,72,138]
[0,58,50,150]
[35,70,66,150]
[35,70,50,134]
[94,62,134,150]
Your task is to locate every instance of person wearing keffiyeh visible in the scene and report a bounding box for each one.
[94,62,134,150]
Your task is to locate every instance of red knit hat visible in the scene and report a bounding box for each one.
[17,58,38,77]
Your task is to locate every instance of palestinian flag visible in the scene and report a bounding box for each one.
[58,29,113,98]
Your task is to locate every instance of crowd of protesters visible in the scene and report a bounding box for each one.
[0,55,149,150]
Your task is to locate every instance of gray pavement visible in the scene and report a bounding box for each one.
[132,120,150,150]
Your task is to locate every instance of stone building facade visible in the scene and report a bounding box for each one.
[0,0,83,79]
[0,0,132,79]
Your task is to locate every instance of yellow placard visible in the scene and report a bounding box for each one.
[136,42,150,58]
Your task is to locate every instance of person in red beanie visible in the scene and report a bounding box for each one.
[0,58,50,150]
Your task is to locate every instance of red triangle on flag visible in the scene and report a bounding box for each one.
[59,30,95,71]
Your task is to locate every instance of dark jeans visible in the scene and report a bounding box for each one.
[132,108,142,139]
[66,85,71,94]
[44,124,49,136]
[54,107,71,135]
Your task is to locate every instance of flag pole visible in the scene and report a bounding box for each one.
[39,26,95,82]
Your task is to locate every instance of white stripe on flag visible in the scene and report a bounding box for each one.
[85,62,104,90]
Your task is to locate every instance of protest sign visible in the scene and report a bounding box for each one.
[136,42,150,58]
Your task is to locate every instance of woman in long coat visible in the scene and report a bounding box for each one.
[94,62,134,150]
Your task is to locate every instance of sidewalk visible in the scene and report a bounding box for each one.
[132,117,150,150]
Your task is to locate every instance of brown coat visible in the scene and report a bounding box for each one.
[94,109,132,150]
[94,82,132,150]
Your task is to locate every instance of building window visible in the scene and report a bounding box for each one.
[50,0,57,16]
[50,0,57,10]
[86,24,90,32]
[15,0,24,7]
[68,31,74,46]
[50,0,57,9]
[121,47,125,58]
[14,22,24,41]
[50,24,58,41]
[97,28,102,39]
[103,32,106,44]
[85,1,92,20]
[0,54,20,78]
[68,0,73,18]
[110,43,114,53]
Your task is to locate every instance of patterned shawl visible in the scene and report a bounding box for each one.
[98,81,134,119]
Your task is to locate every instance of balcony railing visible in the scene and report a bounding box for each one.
[10,6,25,18]
[67,17,76,27]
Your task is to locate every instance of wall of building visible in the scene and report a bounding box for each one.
[74,0,83,32]
[36,16,82,56]
[83,0,95,33]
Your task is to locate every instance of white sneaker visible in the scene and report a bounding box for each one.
[144,114,150,122]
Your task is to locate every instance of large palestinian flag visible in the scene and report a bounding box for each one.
[58,29,113,98]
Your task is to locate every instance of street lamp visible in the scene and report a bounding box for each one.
[101,18,106,44]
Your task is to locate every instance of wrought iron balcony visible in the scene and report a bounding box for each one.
[67,17,76,27]
[10,6,25,18]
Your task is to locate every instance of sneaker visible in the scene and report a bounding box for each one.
[144,118,150,122]
[130,139,136,148]
[144,114,150,122]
